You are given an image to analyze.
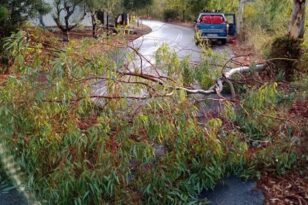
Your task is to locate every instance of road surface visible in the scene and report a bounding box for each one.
[93,20,205,101]
[130,20,234,70]
[131,20,202,67]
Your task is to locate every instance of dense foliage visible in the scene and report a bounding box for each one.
[0,0,49,37]
[147,0,240,21]
[123,0,153,12]
[0,0,306,204]
[0,28,303,204]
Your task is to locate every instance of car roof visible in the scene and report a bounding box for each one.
[198,13,225,16]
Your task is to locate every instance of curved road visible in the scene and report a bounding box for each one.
[131,20,202,68]
[131,20,234,68]
[94,20,203,98]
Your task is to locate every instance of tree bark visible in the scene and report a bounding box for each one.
[52,0,86,42]
[91,12,97,38]
[107,13,109,32]
[63,30,69,42]
[237,0,246,35]
[289,0,306,39]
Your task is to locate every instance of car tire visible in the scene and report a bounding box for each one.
[221,39,227,45]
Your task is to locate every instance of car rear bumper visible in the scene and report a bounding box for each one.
[200,36,227,40]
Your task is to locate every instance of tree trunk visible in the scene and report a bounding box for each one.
[237,0,246,35]
[107,13,109,32]
[64,15,70,42]
[63,30,69,42]
[91,12,97,38]
[102,11,105,25]
[289,0,306,39]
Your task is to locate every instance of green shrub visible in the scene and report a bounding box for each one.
[269,36,302,81]
[0,31,300,204]
[163,9,179,21]
[233,84,280,141]
[253,143,297,175]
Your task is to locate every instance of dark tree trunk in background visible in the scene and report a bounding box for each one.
[96,10,105,25]
[123,13,128,25]
[53,1,86,42]
[107,13,109,31]
[289,0,306,39]
[64,14,70,42]
[63,30,69,42]
[91,12,97,38]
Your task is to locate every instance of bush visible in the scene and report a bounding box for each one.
[0,31,299,204]
[299,40,308,74]
[240,0,291,56]
[231,84,281,140]
[163,9,179,21]
[269,36,302,81]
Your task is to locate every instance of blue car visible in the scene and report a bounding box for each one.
[194,12,236,45]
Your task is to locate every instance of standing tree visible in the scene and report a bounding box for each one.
[52,0,87,42]
[123,0,153,12]
[237,0,246,35]
[165,0,190,21]
[101,0,122,32]
[122,0,152,26]
[269,0,306,80]
[0,0,49,37]
[85,0,104,38]
[289,0,306,39]
[189,0,208,15]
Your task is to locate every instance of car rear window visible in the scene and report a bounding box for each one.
[200,15,225,24]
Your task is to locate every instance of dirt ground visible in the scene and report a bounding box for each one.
[52,25,152,42]
[259,99,308,205]
[259,171,308,205]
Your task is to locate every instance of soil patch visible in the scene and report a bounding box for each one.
[258,171,308,205]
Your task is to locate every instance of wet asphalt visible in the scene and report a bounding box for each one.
[132,20,202,67]
[0,188,28,205]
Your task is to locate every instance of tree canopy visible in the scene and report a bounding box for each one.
[123,0,153,12]
[0,0,50,36]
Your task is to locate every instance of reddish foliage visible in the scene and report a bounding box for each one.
[258,99,308,205]
[106,130,121,154]
[106,139,121,154]
[289,100,308,119]
[78,113,98,130]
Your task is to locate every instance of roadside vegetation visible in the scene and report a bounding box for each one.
[0,0,307,204]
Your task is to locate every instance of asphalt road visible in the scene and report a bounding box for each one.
[93,20,204,99]
[129,20,234,74]
[131,20,202,69]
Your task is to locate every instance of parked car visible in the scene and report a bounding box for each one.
[194,12,236,45]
